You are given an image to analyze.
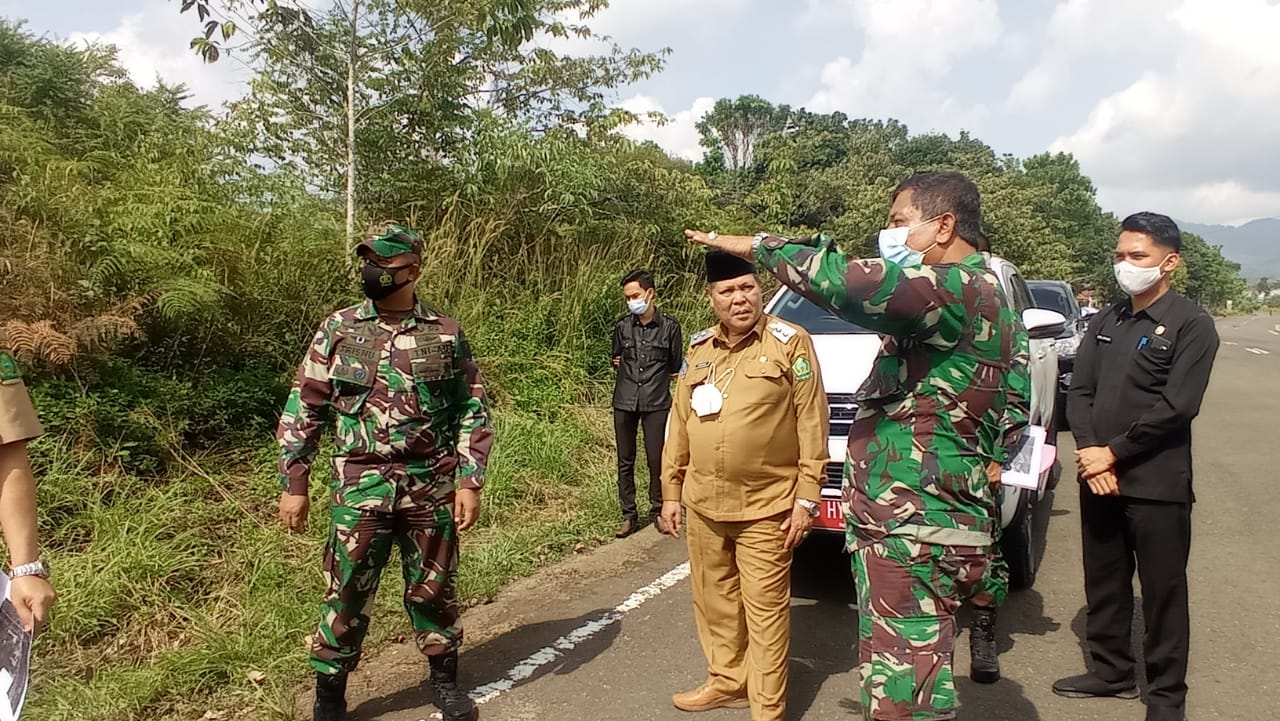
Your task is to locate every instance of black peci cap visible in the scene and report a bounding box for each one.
[705,251,755,283]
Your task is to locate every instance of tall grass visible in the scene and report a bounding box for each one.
[25,402,640,721]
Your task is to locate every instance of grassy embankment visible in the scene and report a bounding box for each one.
[22,224,714,721]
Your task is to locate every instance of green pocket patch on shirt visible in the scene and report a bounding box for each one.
[792,356,813,381]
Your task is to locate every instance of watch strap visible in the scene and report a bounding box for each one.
[10,559,48,579]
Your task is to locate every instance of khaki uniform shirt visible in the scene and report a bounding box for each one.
[662,313,829,522]
[0,333,43,445]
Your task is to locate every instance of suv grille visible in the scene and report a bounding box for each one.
[824,462,844,488]
[828,393,858,438]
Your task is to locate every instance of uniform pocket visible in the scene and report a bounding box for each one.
[332,383,371,416]
[739,362,787,405]
[416,371,460,414]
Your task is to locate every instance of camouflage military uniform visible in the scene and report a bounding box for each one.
[971,320,1032,610]
[277,298,494,676]
[757,234,1029,721]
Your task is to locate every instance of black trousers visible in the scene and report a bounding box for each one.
[613,408,667,520]
[1079,489,1192,708]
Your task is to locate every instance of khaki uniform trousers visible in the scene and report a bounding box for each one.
[686,506,793,721]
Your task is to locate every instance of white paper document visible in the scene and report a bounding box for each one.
[1001,425,1048,491]
[0,572,30,721]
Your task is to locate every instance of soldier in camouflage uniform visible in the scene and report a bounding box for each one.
[276,223,494,721]
[686,171,1031,721]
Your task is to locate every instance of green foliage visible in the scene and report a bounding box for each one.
[1,16,1262,721]
[693,95,1247,306]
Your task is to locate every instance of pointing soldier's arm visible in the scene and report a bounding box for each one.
[275,319,337,531]
[755,234,965,344]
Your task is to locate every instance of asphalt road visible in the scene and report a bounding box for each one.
[333,314,1280,721]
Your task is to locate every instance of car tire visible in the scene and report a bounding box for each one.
[1001,491,1038,590]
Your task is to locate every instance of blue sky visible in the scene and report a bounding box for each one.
[8,0,1279,226]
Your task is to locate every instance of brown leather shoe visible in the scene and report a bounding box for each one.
[615,518,639,538]
[672,683,749,712]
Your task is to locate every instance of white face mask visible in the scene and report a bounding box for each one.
[1114,255,1171,296]
[877,216,942,267]
[627,297,650,315]
[690,383,723,417]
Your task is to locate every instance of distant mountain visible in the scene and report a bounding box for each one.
[1178,218,1280,281]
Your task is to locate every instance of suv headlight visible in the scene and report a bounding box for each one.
[1052,334,1080,359]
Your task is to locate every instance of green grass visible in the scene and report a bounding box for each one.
[24,403,636,721]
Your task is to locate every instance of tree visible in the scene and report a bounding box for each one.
[1177,231,1245,309]
[1258,277,1271,293]
[695,95,789,172]
[178,0,665,250]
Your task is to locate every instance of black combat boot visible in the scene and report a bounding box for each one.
[429,651,479,721]
[969,607,1000,684]
[313,671,348,721]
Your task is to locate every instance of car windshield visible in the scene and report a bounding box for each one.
[771,290,871,334]
[1028,283,1074,318]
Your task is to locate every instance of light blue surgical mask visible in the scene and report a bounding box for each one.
[627,298,650,316]
[878,215,942,267]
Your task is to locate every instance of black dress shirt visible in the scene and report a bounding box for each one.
[1067,291,1220,503]
[611,311,683,412]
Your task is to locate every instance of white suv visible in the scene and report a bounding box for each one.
[764,255,1066,589]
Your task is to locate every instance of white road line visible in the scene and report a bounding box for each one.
[1269,330,1280,336]
[427,561,692,717]
[1246,347,1270,355]
[1224,341,1239,346]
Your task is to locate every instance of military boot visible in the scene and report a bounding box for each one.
[429,651,479,721]
[969,607,1000,684]
[313,671,348,721]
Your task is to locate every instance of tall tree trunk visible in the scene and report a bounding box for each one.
[345,0,361,265]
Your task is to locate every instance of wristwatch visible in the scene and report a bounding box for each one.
[753,232,769,251]
[10,558,49,580]
[795,499,819,518]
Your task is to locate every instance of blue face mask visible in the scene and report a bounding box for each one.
[627,298,650,316]
[877,216,942,267]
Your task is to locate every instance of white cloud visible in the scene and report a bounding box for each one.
[586,0,748,36]
[1006,0,1174,112]
[1099,181,1280,228]
[1049,0,1280,223]
[804,0,1002,135]
[615,95,715,161]
[533,0,748,57]
[67,8,250,110]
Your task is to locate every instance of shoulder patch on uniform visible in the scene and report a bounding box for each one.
[792,355,813,381]
[0,351,22,385]
[690,328,714,346]
[768,321,798,344]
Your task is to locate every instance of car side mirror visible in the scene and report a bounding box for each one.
[1023,308,1068,340]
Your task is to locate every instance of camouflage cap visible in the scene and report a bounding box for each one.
[355,222,424,259]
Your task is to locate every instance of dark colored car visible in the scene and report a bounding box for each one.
[1027,280,1087,430]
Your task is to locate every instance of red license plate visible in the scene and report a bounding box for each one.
[812,499,844,531]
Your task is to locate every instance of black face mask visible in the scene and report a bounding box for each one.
[360,262,412,301]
